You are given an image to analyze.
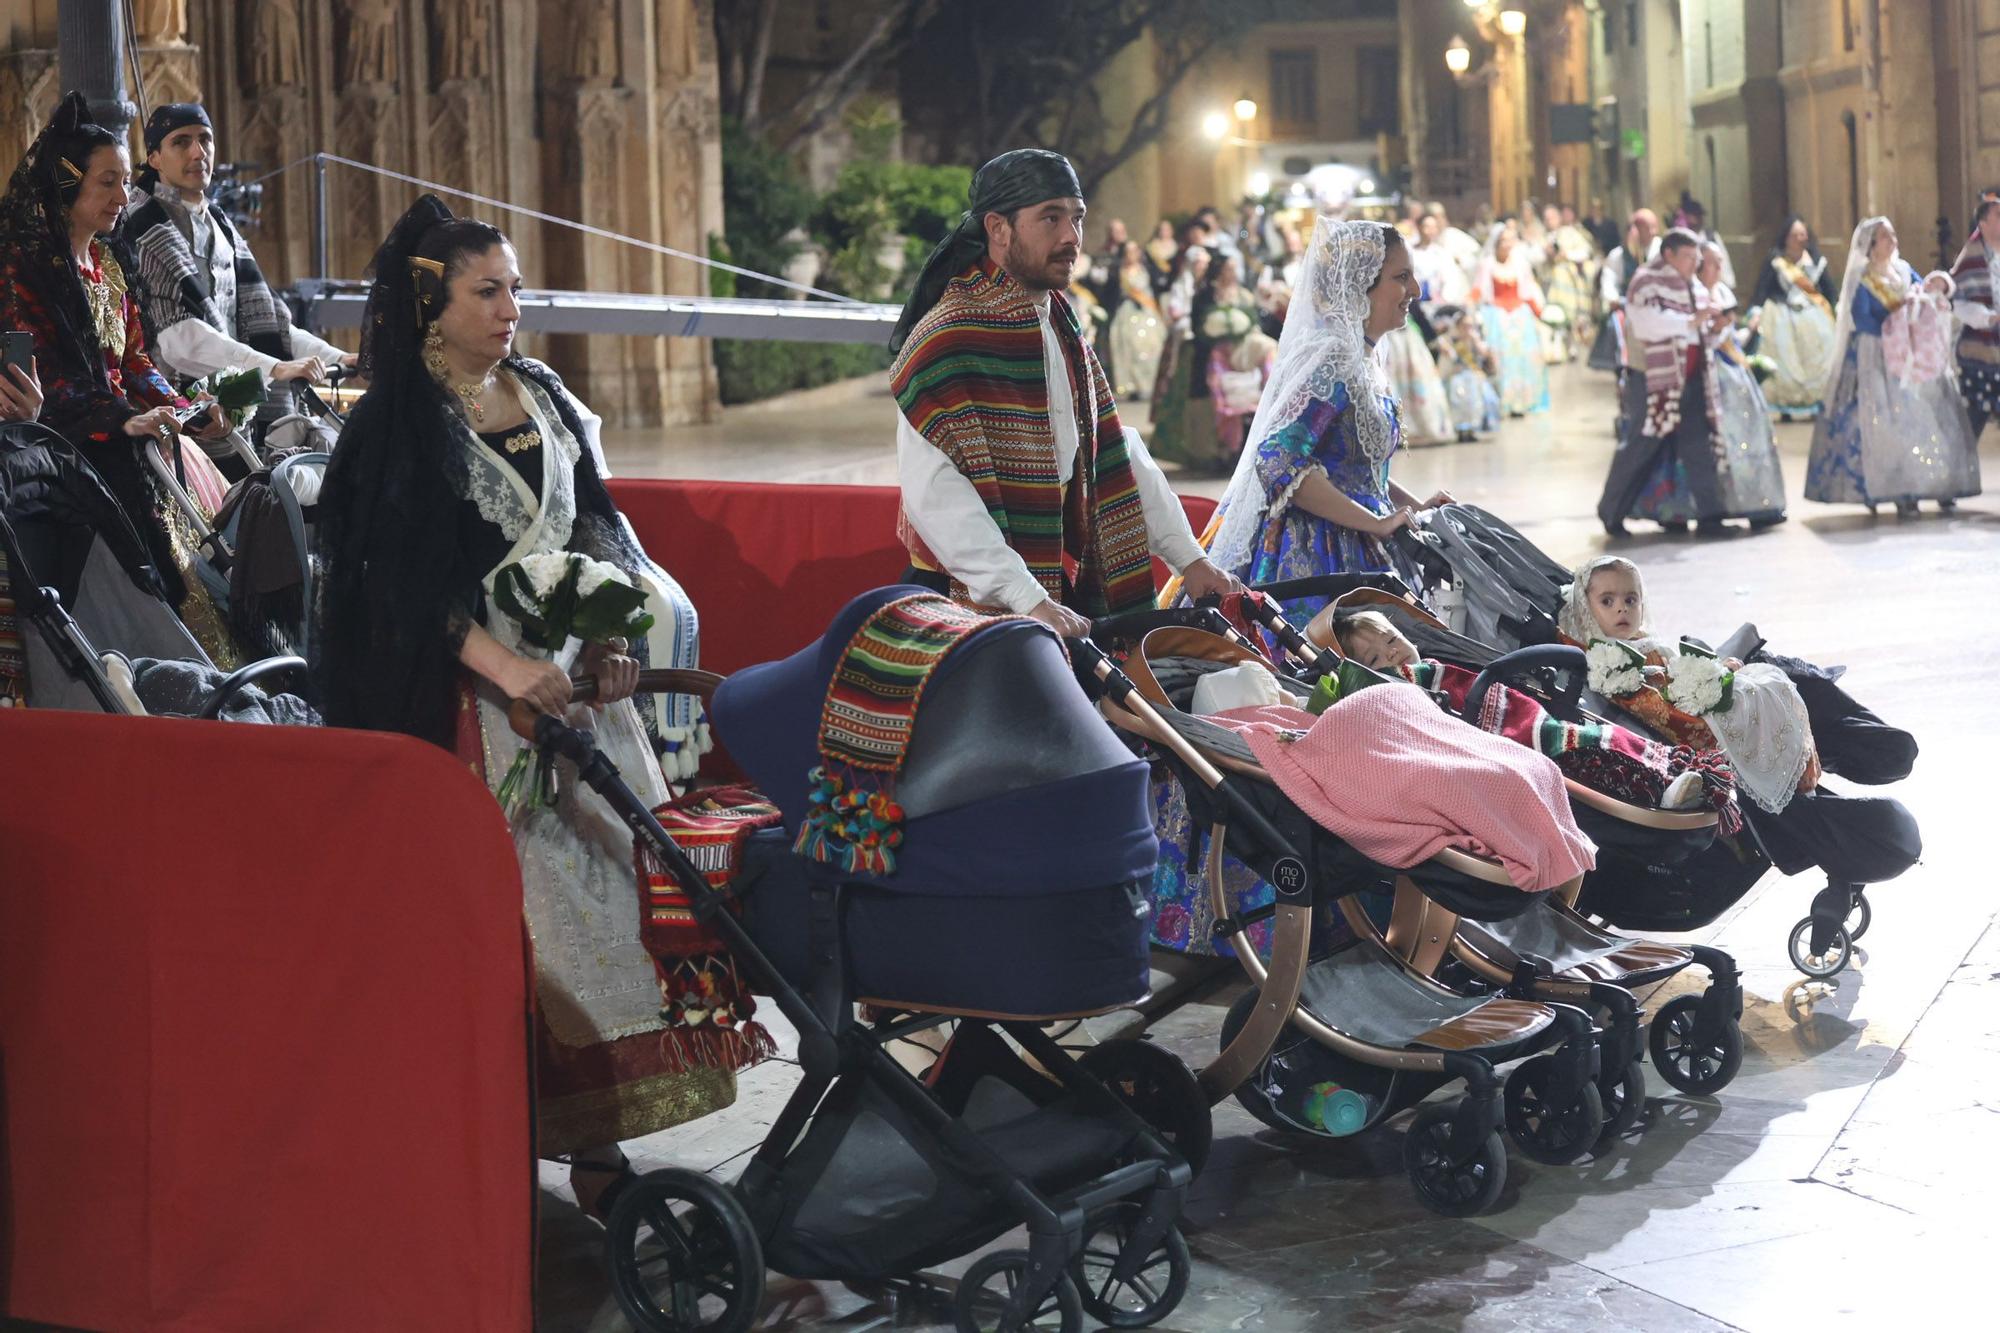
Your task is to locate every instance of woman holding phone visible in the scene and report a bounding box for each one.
[0,92,238,665]
[0,337,42,422]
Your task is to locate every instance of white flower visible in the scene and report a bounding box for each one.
[515,551,579,599]
[574,555,631,600]
[1585,639,1644,696]
[1665,653,1729,716]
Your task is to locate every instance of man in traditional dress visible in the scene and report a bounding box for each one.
[1598,228,1730,537]
[889,149,1240,637]
[117,104,354,442]
[1950,197,2000,440]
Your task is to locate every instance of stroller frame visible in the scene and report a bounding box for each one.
[1237,587,1748,1100]
[507,671,1192,1333]
[1070,630,1607,1213]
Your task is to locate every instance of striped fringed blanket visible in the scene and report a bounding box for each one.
[636,784,781,1074]
[796,592,1018,874]
[890,254,1155,616]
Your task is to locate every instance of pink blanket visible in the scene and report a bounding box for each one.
[1217,684,1597,891]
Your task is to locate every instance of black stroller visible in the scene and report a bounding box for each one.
[1327,505,1921,980]
[513,587,1192,1333]
[0,421,306,720]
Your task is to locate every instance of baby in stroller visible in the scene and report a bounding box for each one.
[1559,555,1921,972]
[1329,607,1734,820]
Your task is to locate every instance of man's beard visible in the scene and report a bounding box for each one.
[1005,238,1077,291]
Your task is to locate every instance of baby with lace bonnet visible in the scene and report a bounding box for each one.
[1560,556,1821,812]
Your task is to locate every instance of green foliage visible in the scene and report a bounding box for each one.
[706,234,736,299]
[716,103,967,402]
[720,116,816,299]
[713,339,891,406]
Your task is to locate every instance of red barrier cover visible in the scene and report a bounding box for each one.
[608,478,1218,675]
[0,711,532,1332]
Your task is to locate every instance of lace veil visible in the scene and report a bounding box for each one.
[1824,216,1892,402]
[1207,217,1397,579]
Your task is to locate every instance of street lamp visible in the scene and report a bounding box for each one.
[1234,95,1258,124]
[1498,8,1527,36]
[1445,36,1471,74]
[1202,110,1229,141]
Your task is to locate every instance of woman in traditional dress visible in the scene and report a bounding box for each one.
[1375,311,1454,447]
[0,91,239,668]
[1108,239,1165,401]
[1152,217,1451,956]
[1536,202,1598,361]
[1806,217,1982,515]
[1146,242,1211,466]
[315,195,738,1220]
[1471,221,1550,415]
[1696,242,1787,526]
[1746,215,1839,417]
[1196,254,1269,465]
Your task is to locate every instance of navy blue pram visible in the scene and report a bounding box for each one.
[515,586,1192,1333]
[714,584,1159,1016]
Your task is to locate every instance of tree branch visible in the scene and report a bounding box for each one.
[1077,33,1220,196]
[738,0,780,129]
[773,0,931,153]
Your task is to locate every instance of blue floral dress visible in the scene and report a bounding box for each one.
[1149,382,1414,956]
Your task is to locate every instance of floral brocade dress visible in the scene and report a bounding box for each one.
[1806,264,1982,506]
[1151,384,1419,956]
[0,241,239,675]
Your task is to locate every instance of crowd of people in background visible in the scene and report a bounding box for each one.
[1074,183,1987,538]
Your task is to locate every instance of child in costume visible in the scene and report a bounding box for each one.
[1329,609,1730,818]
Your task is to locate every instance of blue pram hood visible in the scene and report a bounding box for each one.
[711,586,1157,895]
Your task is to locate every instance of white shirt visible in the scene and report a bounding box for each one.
[897,293,1206,613]
[148,194,351,383]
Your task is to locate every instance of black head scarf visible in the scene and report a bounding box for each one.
[888,148,1082,353]
[136,102,211,191]
[315,193,619,745]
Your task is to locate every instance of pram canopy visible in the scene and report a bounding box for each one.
[713,586,1159,1016]
[713,585,1157,896]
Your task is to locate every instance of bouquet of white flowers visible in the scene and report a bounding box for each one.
[1202,305,1254,340]
[493,551,653,653]
[490,551,656,810]
[1585,638,1646,697]
[1664,646,1735,717]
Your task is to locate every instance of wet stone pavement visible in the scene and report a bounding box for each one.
[543,362,2000,1331]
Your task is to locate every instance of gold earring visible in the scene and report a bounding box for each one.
[423,321,449,381]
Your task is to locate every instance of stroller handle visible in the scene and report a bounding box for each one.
[506,666,723,742]
[1462,644,1587,725]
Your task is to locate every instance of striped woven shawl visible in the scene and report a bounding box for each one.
[891,254,1154,616]
[1951,241,2000,367]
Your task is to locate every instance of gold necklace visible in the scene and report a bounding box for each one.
[451,374,496,423]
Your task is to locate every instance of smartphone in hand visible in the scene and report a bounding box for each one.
[0,331,31,379]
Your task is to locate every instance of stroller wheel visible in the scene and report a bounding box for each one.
[1502,1056,1606,1165]
[955,1250,1083,1333]
[1846,892,1873,942]
[1069,1203,1191,1328]
[1647,994,1744,1095]
[605,1168,764,1333]
[1594,1061,1648,1150]
[1403,1102,1508,1217]
[1787,917,1853,978]
[1079,1039,1213,1176]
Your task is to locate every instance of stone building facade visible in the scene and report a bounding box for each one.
[0,0,724,429]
